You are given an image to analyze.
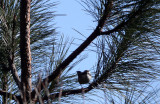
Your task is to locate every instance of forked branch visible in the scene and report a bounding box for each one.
[36,0,152,101]
[31,0,113,99]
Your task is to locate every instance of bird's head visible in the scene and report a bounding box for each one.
[84,70,90,74]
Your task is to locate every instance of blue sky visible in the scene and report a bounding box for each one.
[55,0,97,71]
[54,1,101,103]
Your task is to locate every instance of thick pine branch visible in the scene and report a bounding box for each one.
[35,0,156,101]
[31,0,113,99]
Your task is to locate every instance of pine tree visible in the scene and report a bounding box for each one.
[0,0,159,103]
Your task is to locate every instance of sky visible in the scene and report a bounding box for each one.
[55,0,97,71]
[54,1,103,103]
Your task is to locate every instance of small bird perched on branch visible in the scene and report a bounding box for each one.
[77,70,92,101]
[77,70,92,85]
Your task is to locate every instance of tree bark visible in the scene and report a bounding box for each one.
[20,0,32,103]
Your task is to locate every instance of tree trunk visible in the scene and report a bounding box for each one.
[20,0,32,103]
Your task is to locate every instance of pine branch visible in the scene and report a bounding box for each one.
[100,0,149,35]
[8,56,21,90]
[9,13,21,90]
[33,0,158,101]
[42,81,100,101]
[31,0,113,99]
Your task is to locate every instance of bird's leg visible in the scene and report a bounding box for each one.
[80,84,85,104]
[80,84,85,93]
[80,84,83,90]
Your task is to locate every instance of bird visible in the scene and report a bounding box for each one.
[77,70,92,85]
